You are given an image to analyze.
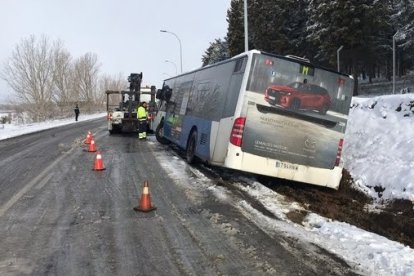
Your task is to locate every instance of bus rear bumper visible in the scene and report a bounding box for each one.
[224,145,342,189]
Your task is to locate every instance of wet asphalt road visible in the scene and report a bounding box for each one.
[0,117,359,275]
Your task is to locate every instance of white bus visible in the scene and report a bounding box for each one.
[152,50,354,189]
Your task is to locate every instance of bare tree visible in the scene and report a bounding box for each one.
[1,35,58,121]
[2,34,120,120]
[98,73,127,106]
[52,42,74,115]
[73,53,101,112]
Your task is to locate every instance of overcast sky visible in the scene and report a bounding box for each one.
[0,0,231,102]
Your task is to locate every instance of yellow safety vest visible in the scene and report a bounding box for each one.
[137,106,147,119]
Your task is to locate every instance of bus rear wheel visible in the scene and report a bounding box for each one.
[186,130,198,164]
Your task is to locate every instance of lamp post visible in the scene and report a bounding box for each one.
[337,45,343,72]
[165,60,178,75]
[244,0,248,52]
[393,32,398,94]
[160,30,183,73]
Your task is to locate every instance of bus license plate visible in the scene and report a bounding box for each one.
[275,161,298,170]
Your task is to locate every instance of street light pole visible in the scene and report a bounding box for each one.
[244,0,248,52]
[337,45,344,72]
[160,30,183,73]
[393,32,398,94]
[165,60,178,75]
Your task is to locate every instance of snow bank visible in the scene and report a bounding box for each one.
[343,94,414,201]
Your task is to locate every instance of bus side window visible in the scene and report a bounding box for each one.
[166,101,176,113]
[233,58,245,74]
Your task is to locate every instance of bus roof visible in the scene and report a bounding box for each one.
[162,49,352,82]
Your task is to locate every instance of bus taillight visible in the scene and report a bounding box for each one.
[230,117,246,147]
[334,139,344,166]
[107,113,112,120]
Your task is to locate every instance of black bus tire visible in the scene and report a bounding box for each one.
[186,130,198,164]
[155,121,170,145]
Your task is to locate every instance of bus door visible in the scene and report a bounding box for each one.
[164,80,193,145]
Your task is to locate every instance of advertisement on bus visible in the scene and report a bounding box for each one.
[241,54,353,169]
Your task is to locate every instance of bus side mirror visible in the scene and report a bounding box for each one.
[156,89,163,100]
[157,86,173,102]
[164,87,172,102]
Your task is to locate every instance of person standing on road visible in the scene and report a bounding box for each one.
[74,104,80,121]
[137,101,148,140]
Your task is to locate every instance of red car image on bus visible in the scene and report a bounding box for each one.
[264,81,331,114]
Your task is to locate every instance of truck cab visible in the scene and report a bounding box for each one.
[106,84,157,134]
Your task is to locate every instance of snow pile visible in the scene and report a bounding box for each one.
[232,181,414,276]
[303,213,414,276]
[343,94,414,201]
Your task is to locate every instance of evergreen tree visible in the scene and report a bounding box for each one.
[201,38,230,66]
[307,0,391,94]
[226,0,313,57]
[222,0,413,93]
[227,0,245,57]
[390,0,414,75]
[248,0,288,53]
[283,0,311,58]
[391,0,414,49]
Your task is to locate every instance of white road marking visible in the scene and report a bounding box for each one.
[0,145,76,218]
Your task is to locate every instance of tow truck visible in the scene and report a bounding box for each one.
[106,73,157,134]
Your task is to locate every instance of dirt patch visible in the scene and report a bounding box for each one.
[286,210,308,224]
[192,154,414,249]
[260,170,414,248]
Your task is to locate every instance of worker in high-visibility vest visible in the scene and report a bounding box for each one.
[137,101,148,140]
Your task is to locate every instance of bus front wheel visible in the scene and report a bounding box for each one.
[155,121,170,145]
[186,130,198,164]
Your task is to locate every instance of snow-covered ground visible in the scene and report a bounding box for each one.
[1,95,414,275]
[0,113,106,140]
[343,94,414,202]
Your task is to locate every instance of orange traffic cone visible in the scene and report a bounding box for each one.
[133,180,156,212]
[84,131,92,144]
[93,151,105,171]
[88,139,97,152]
